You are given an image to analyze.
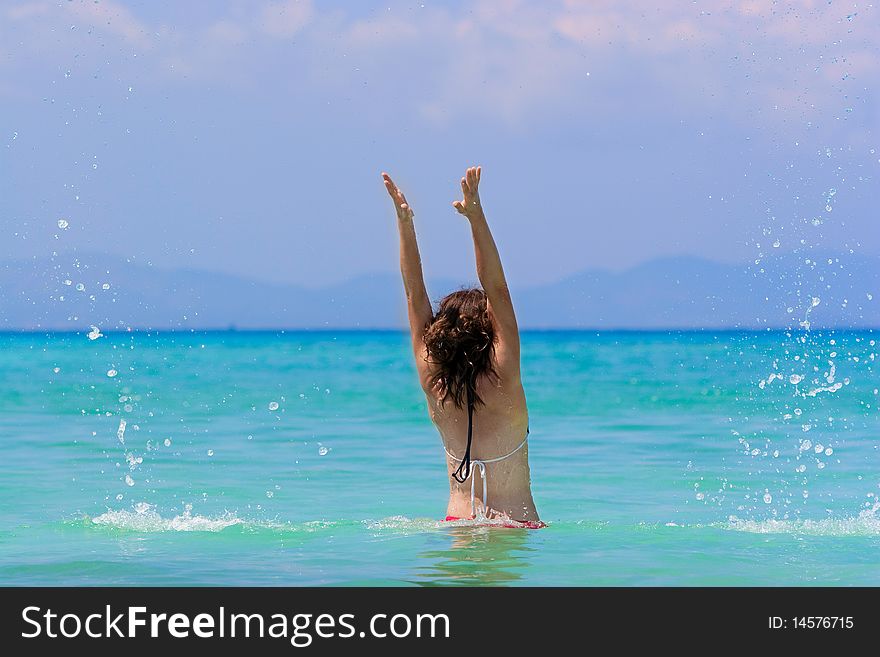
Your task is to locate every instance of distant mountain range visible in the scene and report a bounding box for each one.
[1,252,877,330]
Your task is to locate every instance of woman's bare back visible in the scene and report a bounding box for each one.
[425,372,539,523]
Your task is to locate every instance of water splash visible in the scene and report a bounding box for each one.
[90,503,242,532]
[726,503,880,537]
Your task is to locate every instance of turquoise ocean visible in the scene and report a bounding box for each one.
[1,329,878,586]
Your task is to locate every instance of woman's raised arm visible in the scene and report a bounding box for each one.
[382,172,433,384]
[453,166,521,380]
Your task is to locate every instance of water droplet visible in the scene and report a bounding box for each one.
[268,401,279,411]
[107,369,118,378]
[207,449,214,457]
[266,490,274,498]
[789,374,803,384]
[763,492,772,504]
[824,447,833,456]
[116,493,124,501]
[163,438,172,447]
[57,219,69,229]
[772,239,780,248]
[87,325,103,340]
[53,367,61,374]
[318,445,329,456]
[102,283,110,290]
[116,419,126,444]
[75,283,85,291]
[63,279,72,286]
[124,474,134,486]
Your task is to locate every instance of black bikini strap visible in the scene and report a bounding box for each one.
[451,384,475,483]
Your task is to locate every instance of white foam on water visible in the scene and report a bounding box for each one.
[364,515,547,534]
[90,503,243,533]
[364,515,446,533]
[89,511,535,537]
[725,505,880,537]
[86,505,347,535]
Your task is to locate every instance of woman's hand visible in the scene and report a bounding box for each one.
[382,172,414,222]
[452,165,483,220]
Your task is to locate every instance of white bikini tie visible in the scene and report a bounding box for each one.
[443,433,529,518]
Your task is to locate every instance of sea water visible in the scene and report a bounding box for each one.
[0,330,877,586]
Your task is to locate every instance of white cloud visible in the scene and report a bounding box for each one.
[258,0,313,38]
[64,0,155,50]
[204,20,250,47]
[0,0,876,135]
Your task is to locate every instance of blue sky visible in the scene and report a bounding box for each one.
[1,0,877,290]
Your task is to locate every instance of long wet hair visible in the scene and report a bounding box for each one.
[423,287,500,483]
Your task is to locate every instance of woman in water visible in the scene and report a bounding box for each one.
[381,166,543,529]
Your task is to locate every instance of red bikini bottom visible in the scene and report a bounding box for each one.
[445,515,547,530]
